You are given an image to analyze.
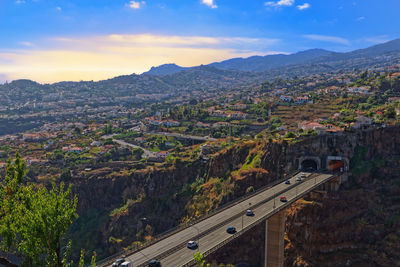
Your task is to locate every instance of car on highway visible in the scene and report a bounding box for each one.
[285,180,290,185]
[301,173,306,178]
[149,259,161,267]
[120,261,132,267]
[187,240,198,250]
[280,196,287,202]
[112,257,126,266]
[246,209,254,216]
[226,226,236,234]
[296,177,301,182]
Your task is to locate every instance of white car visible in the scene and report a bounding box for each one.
[112,257,126,267]
[187,240,198,250]
[301,173,306,178]
[246,209,254,216]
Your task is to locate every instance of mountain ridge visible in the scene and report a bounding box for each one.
[144,38,400,76]
[3,38,400,87]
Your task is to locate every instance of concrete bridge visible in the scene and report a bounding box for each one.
[101,171,346,267]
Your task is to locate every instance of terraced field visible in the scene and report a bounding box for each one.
[272,100,343,130]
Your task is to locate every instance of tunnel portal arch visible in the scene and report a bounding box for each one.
[301,159,318,171]
[298,156,321,171]
[327,156,349,172]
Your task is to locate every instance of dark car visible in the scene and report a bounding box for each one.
[112,257,126,267]
[280,196,287,202]
[187,240,198,250]
[285,180,290,185]
[226,226,236,234]
[246,209,254,216]
[149,259,161,267]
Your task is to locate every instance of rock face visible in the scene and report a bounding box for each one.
[205,127,400,266]
[68,159,208,258]
[69,126,400,263]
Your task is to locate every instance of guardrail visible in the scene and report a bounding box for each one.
[136,171,310,267]
[181,172,339,267]
[97,170,300,266]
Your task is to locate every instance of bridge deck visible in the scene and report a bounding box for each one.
[105,172,335,267]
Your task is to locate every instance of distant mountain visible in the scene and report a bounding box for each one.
[310,38,400,63]
[208,49,334,72]
[144,63,188,76]
[8,79,41,88]
[0,79,44,92]
[3,38,400,97]
[278,38,400,74]
[143,39,400,77]
[344,38,400,57]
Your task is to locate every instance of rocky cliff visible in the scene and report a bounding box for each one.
[68,126,400,264]
[205,127,400,266]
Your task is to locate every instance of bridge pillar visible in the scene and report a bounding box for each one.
[264,210,285,267]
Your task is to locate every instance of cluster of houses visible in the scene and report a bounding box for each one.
[280,95,313,104]
[297,115,374,134]
[206,108,250,119]
[144,117,181,127]
[298,121,343,134]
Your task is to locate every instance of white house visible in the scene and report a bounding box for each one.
[353,116,373,129]
[280,95,293,102]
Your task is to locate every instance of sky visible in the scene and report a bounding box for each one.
[0,0,399,83]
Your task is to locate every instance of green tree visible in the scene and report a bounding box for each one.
[384,106,396,119]
[74,127,81,135]
[285,131,296,138]
[131,148,144,160]
[0,154,78,267]
[193,252,210,267]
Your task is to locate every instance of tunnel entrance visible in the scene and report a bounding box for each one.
[328,160,345,172]
[301,159,318,171]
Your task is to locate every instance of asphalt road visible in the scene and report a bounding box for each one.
[101,134,157,158]
[107,172,334,267]
[150,132,217,142]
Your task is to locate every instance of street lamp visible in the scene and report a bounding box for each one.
[273,188,276,209]
[192,225,200,249]
[238,202,246,231]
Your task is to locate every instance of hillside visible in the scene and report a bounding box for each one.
[209,49,334,71]
[142,39,400,80]
[1,39,400,107]
[144,63,188,76]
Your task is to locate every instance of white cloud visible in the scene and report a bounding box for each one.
[15,0,26,4]
[0,34,282,83]
[265,0,295,7]
[356,16,365,21]
[303,34,350,45]
[56,6,62,11]
[202,0,217,9]
[18,41,34,47]
[128,1,145,9]
[297,3,310,10]
[363,36,390,44]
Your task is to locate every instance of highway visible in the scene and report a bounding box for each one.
[104,172,335,267]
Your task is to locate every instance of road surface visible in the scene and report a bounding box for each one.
[150,132,217,142]
[104,172,335,267]
[101,134,157,158]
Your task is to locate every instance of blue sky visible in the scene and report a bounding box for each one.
[0,0,399,82]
